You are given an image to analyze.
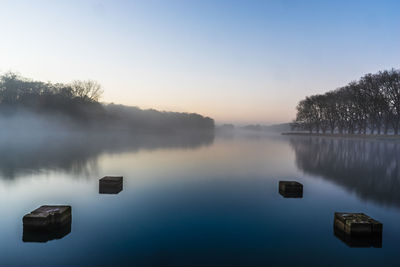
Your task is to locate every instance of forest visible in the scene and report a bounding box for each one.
[0,73,214,132]
[293,69,400,134]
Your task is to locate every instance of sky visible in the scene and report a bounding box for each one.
[0,0,399,125]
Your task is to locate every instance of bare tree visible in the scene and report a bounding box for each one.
[293,68,400,135]
[70,80,103,102]
[379,69,400,134]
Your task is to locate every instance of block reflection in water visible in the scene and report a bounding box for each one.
[99,176,123,194]
[334,227,382,248]
[279,181,303,198]
[23,221,71,243]
[22,205,72,243]
[334,212,382,248]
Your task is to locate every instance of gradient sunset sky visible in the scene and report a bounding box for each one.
[1,0,399,124]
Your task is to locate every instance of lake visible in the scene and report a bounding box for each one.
[1,131,400,266]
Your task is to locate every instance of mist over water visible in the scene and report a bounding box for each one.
[0,111,214,179]
[2,128,400,266]
[2,0,400,265]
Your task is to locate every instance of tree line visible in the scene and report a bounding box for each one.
[0,72,214,132]
[292,69,400,134]
[0,72,104,119]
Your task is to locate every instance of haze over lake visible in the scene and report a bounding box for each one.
[1,131,400,266]
[1,1,400,266]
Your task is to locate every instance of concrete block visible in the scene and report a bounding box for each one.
[334,212,382,236]
[23,205,72,230]
[99,176,123,194]
[279,181,303,198]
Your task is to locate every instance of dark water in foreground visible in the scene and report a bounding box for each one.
[1,132,400,266]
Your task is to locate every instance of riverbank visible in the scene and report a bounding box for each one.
[281,132,400,140]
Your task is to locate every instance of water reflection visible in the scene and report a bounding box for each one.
[22,222,71,243]
[334,227,382,248]
[290,137,400,208]
[0,132,214,179]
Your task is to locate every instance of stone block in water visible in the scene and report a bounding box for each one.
[23,205,72,230]
[23,221,71,243]
[334,212,382,236]
[99,176,123,194]
[279,181,303,198]
[334,212,382,247]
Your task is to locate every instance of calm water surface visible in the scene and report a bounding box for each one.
[1,132,400,266]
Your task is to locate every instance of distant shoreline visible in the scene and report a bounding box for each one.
[281,132,400,140]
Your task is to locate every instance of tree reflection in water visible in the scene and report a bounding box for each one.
[0,132,214,180]
[290,136,400,208]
